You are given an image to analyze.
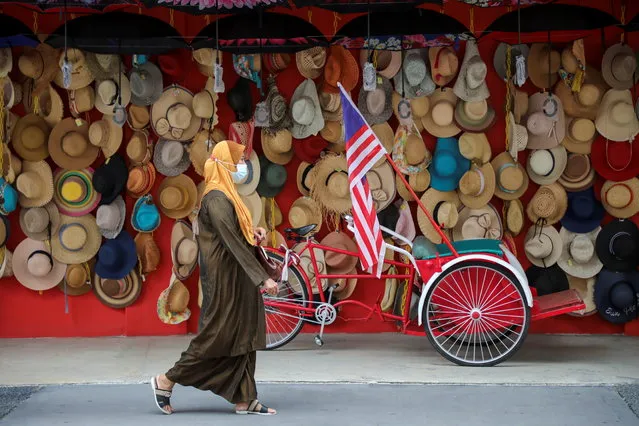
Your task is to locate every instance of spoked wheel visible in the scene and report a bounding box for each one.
[262,251,309,350]
[423,261,530,366]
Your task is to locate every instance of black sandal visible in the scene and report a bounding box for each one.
[236,400,276,416]
[151,376,173,415]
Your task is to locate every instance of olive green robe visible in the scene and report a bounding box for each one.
[166,190,270,404]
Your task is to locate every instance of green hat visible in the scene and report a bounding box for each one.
[256,155,287,198]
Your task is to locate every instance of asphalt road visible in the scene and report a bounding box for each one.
[1,383,638,425]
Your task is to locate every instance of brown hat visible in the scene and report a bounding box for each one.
[128,104,150,130]
[458,132,491,164]
[48,118,99,169]
[89,116,123,158]
[193,87,219,123]
[69,86,95,116]
[429,47,459,87]
[296,47,327,79]
[19,202,61,241]
[396,169,431,201]
[134,232,160,279]
[309,153,352,215]
[526,183,568,226]
[296,161,315,197]
[527,43,561,89]
[16,160,54,208]
[320,231,359,275]
[600,178,639,219]
[158,174,197,220]
[126,163,156,199]
[601,43,638,90]
[11,114,51,161]
[319,90,343,122]
[262,129,294,165]
[491,151,529,200]
[417,188,461,244]
[558,153,595,192]
[94,270,142,309]
[192,48,223,77]
[189,127,226,176]
[360,49,402,79]
[51,214,101,264]
[22,83,64,127]
[562,118,596,154]
[289,196,322,231]
[421,88,461,138]
[171,220,198,280]
[511,84,529,124]
[458,162,496,209]
[126,131,153,165]
[53,48,95,90]
[323,46,359,93]
[554,66,607,121]
[18,44,59,95]
[57,259,94,296]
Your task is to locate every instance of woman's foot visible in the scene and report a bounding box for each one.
[235,400,277,415]
[151,375,175,415]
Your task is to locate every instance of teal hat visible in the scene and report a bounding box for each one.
[0,178,18,216]
[429,137,470,192]
[256,155,287,198]
[132,194,161,233]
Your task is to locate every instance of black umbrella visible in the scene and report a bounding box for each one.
[191,12,328,53]
[0,0,134,12]
[455,0,552,7]
[623,13,639,32]
[45,12,188,55]
[483,4,620,34]
[0,14,39,47]
[141,0,288,15]
[291,0,440,13]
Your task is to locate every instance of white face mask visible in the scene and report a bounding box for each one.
[231,163,248,184]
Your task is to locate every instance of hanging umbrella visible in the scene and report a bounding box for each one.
[334,8,470,51]
[291,0,440,13]
[45,12,188,54]
[0,14,39,47]
[141,0,288,15]
[0,0,135,12]
[191,12,328,53]
[623,13,639,32]
[453,0,551,6]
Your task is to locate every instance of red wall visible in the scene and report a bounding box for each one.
[1,0,639,338]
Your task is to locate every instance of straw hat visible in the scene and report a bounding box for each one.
[131,194,161,233]
[53,48,95,90]
[94,73,132,115]
[320,120,344,144]
[289,196,322,231]
[256,155,287,198]
[69,86,95,116]
[95,230,137,280]
[13,238,67,291]
[324,45,359,93]
[360,49,401,79]
[358,76,393,126]
[371,122,394,168]
[417,188,461,244]
[94,270,142,309]
[158,174,197,220]
[333,270,358,301]
[96,196,126,239]
[458,132,491,164]
[429,137,470,192]
[421,89,461,138]
[319,90,343,122]
[85,53,120,80]
[453,39,489,102]
[126,163,156,199]
[15,160,53,208]
[557,227,603,279]
[11,114,51,161]
[429,46,459,87]
[601,43,637,90]
[264,53,291,74]
[526,183,568,226]
[88,116,123,158]
[453,204,502,242]
[19,202,60,241]
[393,50,436,99]
[234,150,260,196]
[526,145,568,185]
[57,260,94,296]
[601,178,639,218]
[595,219,639,273]
[171,220,198,280]
[192,87,219,123]
[18,44,59,95]
[128,104,150,131]
[296,162,315,197]
[562,118,596,154]
[396,169,431,201]
[53,168,99,218]
[458,162,496,209]
[22,83,64,128]
[129,62,163,106]
[493,43,530,82]
[92,154,128,206]
[135,232,161,277]
[524,225,562,268]
[595,89,639,142]
[0,247,12,278]
[262,129,294,165]
[296,47,327,79]
[394,200,416,243]
[291,241,327,294]
[526,93,566,150]
[507,111,528,158]
[527,43,561,89]
[554,66,607,121]
[561,188,605,234]
[151,85,202,142]
[367,162,396,212]
[291,78,325,139]
[504,199,524,236]
[491,151,529,200]
[51,214,101,264]
[189,128,226,176]
[557,153,595,192]
[321,231,359,275]
[157,273,191,324]
[154,139,190,177]
[566,275,597,317]
[48,118,99,169]
[454,99,496,133]
[309,154,351,215]
[192,48,223,77]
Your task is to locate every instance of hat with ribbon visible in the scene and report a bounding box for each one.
[454,99,496,133]
[491,151,529,200]
[601,43,638,90]
[458,162,496,209]
[367,161,396,212]
[561,188,605,234]
[525,264,569,296]
[458,132,491,164]
[417,188,461,244]
[256,155,287,199]
[526,145,568,186]
[493,43,530,83]
[296,161,315,197]
[558,153,595,192]
[360,49,401,79]
[57,260,94,297]
[53,168,101,217]
[323,46,359,94]
[562,118,597,154]
[88,116,123,158]
[296,47,327,79]
[135,232,161,278]
[594,268,639,324]
[590,136,639,182]
[291,78,325,139]
[190,128,226,176]
[92,154,128,206]
[95,230,137,280]
[595,89,639,142]
[359,76,393,126]
[0,178,17,216]
[557,227,604,279]
[524,225,562,268]
[13,238,67,291]
[453,204,502,242]
[526,183,568,226]
[158,174,197,220]
[429,137,470,192]
[453,39,489,102]
[600,178,639,218]
[393,49,436,99]
[151,85,202,142]
[54,48,95,90]
[153,139,191,177]
[94,73,132,115]
[16,160,54,208]
[129,62,163,106]
[193,86,219,124]
[526,93,566,150]
[421,88,461,138]
[157,273,191,324]
[126,163,156,199]
[85,53,120,80]
[235,150,261,196]
[595,219,639,272]
[19,202,60,241]
[48,118,100,170]
[96,195,126,240]
[429,46,459,87]
[131,194,161,233]
[11,114,51,162]
[94,270,142,309]
[51,214,101,264]
[171,220,198,280]
[527,43,561,89]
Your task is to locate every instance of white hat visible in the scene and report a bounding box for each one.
[557,227,604,279]
[595,89,639,142]
[526,145,568,185]
[291,78,325,139]
[453,39,489,102]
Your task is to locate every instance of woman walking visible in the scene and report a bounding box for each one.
[151,140,279,416]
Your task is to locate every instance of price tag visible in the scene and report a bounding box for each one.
[253,101,270,128]
[214,64,225,93]
[362,62,376,92]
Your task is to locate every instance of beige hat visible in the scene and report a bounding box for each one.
[54,48,95,90]
[458,162,496,209]
[510,83,529,124]
[22,83,64,127]
[526,183,568,226]
[527,43,561,89]
[319,90,343,122]
[417,188,461,244]
[452,204,502,242]
[429,46,459,87]
[69,86,95,116]
[296,47,327,79]
[128,104,150,130]
[158,174,198,220]
[236,150,261,196]
[562,118,596,154]
[372,122,394,168]
[291,78,325,139]
[288,196,322,231]
[595,89,639,142]
[566,275,597,316]
[367,162,396,212]
[526,145,568,186]
[524,225,562,267]
[85,53,120,80]
[491,151,529,200]
[51,214,101,264]
[13,238,67,291]
[359,49,401,79]
[171,220,198,280]
[19,202,61,241]
[396,169,431,201]
[261,129,294,165]
[421,88,461,138]
[189,127,226,176]
[507,111,528,159]
[16,160,54,208]
[88,116,123,158]
[296,161,315,197]
[151,85,202,142]
[292,242,327,294]
[526,93,566,150]
[601,43,637,89]
[48,118,99,169]
[452,39,489,102]
[458,132,491,164]
[192,48,223,77]
[94,73,132,115]
[454,99,496,133]
[557,227,603,279]
[558,153,595,192]
[193,86,219,123]
[126,130,153,165]
[320,231,359,275]
[600,178,639,218]
[11,114,51,161]
[554,66,607,121]
[309,154,352,215]
[504,199,524,236]
[18,44,59,95]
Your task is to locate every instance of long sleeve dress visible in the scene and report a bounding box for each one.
[166,190,270,404]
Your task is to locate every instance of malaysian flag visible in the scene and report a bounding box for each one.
[338,83,386,276]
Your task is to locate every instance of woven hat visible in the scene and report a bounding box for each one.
[493,43,530,82]
[526,264,569,296]
[562,118,596,154]
[602,43,637,89]
[85,53,120,80]
[57,259,94,296]
[22,83,64,128]
[558,153,595,192]
[51,214,101,264]
[192,48,223,77]
[590,136,639,181]
[507,111,528,158]
[458,162,495,209]
[601,178,639,218]
[128,104,150,131]
[393,50,436,99]
[256,155,287,198]
[171,220,198,280]
[453,39,489,102]
[417,188,461,244]
[290,242,326,294]
[566,275,597,317]
[594,269,639,324]
[358,76,393,126]
[319,120,344,144]
[319,90,343,122]
[132,194,161,233]
[234,150,261,196]
[264,53,291,74]
[13,238,67,291]
[595,89,639,142]
[94,270,141,309]
[262,76,290,134]
[429,46,459,87]
[19,202,60,241]
[296,161,315,197]
[526,183,568,226]
[18,44,59,95]
[69,86,95,116]
[228,120,255,155]
[262,129,294,165]
[88,117,123,158]
[11,114,51,161]
[48,118,99,169]
[95,230,137,280]
[324,45,359,93]
[134,232,161,277]
[526,93,566,150]
[53,168,101,217]
[240,191,262,227]
[526,146,568,186]
[561,188,605,234]
[421,89,461,138]
[96,195,126,239]
[557,227,603,279]
[0,178,17,216]
[491,151,529,200]
[453,204,502,242]
[369,122,394,168]
[126,163,156,199]
[151,85,202,142]
[454,99,496,133]
[192,88,218,124]
[94,73,132,115]
[92,154,128,206]
[158,174,197,220]
[429,137,470,192]
[129,62,163,106]
[296,47,327,79]
[291,78,325,139]
[309,153,351,215]
[596,219,639,272]
[190,128,225,176]
[458,132,491,164]
[360,49,401,79]
[157,273,191,324]
[396,168,430,202]
[154,139,190,177]
[554,67,607,121]
[527,43,561,89]
[16,160,53,208]
[288,196,322,231]
[524,225,562,267]
[321,231,359,275]
[504,199,524,236]
[367,162,396,212]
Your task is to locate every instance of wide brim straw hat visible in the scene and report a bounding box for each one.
[557,227,603,279]
[526,93,566,150]
[360,49,401,79]
[51,214,101,264]
[22,83,64,128]
[526,145,568,186]
[458,132,491,164]
[527,43,561,89]
[453,39,490,103]
[291,78,325,139]
[526,182,568,226]
[601,43,638,90]
[309,153,352,215]
[554,66,608,121]
[12,238,67,291]
[491,151,529,200]
[296,161,315,197]
[288,196,323,231]
[458,162,496,209]
[240,191,262,227]
[600,178,639,218]
[396,169,431,201]
[504,199,524,236]
[48,118,99,170]
[128,104,150,131]
[454,99,496,133]
[372,122,395,168]
[557,153,595,192]
[296,47,327,80]
[88,116,123,159]
[19,202,61,241]
[417,188,461,244]
[157,274,191,324]
[16,160,54,208]
[262,129,294,165]
[171,220,198,280]
[18,44,60,95]
[153,138,191,177]
[53,48,95,90]
[320,231,359,275]
[85,52,121,80]
[236,150,261,196]
[151,85,202,142]
[323,45,360,93]
[524,225,562,268]
[94,73,132,114]
[57,259,95,297]
[493,43,530,82]
[96,196,126,239]
[562,118,597,154]
[453,204,502,242]
[595,89,639,142]
[421,88,461,138]
[567,275,597,316]
[93,270,142,309]
[53,168,101,217]
[189,128,226,176]
[157,174,197,220]
[358,76,393,126]
[11,114,51,162]
[192,48,223,77]
[69,86,95,116]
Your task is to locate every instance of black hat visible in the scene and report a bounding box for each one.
[595,219,639,272]
[228,77,253,122]
[525,264,569,296]
[594,268,639,324]
[377,202,400,238]
[92,154,128,206]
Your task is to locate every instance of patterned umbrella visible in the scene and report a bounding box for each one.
[291,0,441,13]
[0,14,39,47]
[141,0,288,15]
[452,0,552,6]
[0,0,135,12]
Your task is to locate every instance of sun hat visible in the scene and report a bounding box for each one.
[2,143,20,186]
[601,178,639,218]
[94,270,142,309]
[507,111,528,159]
[57,259,94,297]
[85,53,120,80]
[256,155,287,198]
[264,52,291,74]
[554,67,607,121]
[190,128,225,176]
[558,153,595,192]
[288,196,322,231]
[16,160,54,208]
[590,136,639,182]
[320,120,344,144]
[52,48,94,90]
[595,89,639,142]
[157,174,197,220]
[358,76,393,126]
[131,194,161,233]
[504,199,524,236]
[296,47,327,79]
[128,104,150,131]
[290,242,327,294]
[417,188,461,244]
[69,86,95,116]
[561,188,605,234]
[367,162,396,212]
[153,139,190,177]
[557,227,603,279]
[171,220,198,280]
[129,62,163,106]
[458,132,491,164]
[524,225,562,268]
[321,231,359,275]
[526,264,569,296]
[527,43,561,89]
[135,232,161,278]
[491,151,529,200]
[421,88,461,138]
[601,43,637,89]
[88,116,123,158]
[457,162,495,209]
[51,214,101,264]
[151,85,202,142]
[193,87,218,124]
[562,118,596,154]
[526,93,566,150]
[261,129,294,165]
[594,269,639,324]
[396,169,431,201]
[393,200,416,243]
[429,46,459,87]
[157,273,191,324]
[96,195,126,239]
[19,202,60,241]
[192,48,223,77]
[453,39,489,102]
[509,85,529,125]
[296,162,315,197]
[393,50,436,99]
[595,219,639,273]
[0,178,17,216]
[370,122,394,168]
[454,99,496,133]
[323,45,359,94]
[235,150,260,196]
[13,238,67,292]
[93,72,131,116]
[565,275,597,317]
[291,78,325,139]
[526,146,568,186]
[126,163,156,199]
[453,204,502,241]
[53,168,101,217]
[360,49,401,79]
[526,183,568,226]
[22,83,63,128]
[92,154,128,206]
[11,114,51,161]
[428,137,470,192]
[48,118,99,170]
[18,44,59,95]
[309,153,351,215]
[493,43,530,82]
[95,230,137,280]
[0,77,14,110]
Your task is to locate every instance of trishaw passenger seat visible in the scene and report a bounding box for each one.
[413,236,439,260]
[413,236,504,260]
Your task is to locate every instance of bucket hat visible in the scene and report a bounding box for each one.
[53,168,101,217]
[526,145,568,185]
[88,116,123,158]
[453,39,489,102]
[16,160,54,208]
[171,220,198,280]
[561,188,605,234]
[417,188,461,244]
[429,137,470,192]
[594,269,639,324]
[454,99,496,133]
[323,46,359,94]
[526,93,566,150]
[358,76,393,126]
[557,227,603,279]
[94,73,131,115]
[12,238,67,291]
[601,178,639,218]
[360,49,401,79]
[527,43,561,89]
[151,85,202,142]
[525,264,569,296]
[429,46,459,87]
[524,225,562,268]
[126,163,156,199]
[421,89,461,138]
[595,219,639,272]
[256,155,287,198]
[129,62,163,106]
[96,195,126,239]
[57,260,94,297]
[558,153,595,192]
[296,47,327,79]
[601,43,637,90]
[291,78,324,139]
[51,214,101,264]
[453,204,502,242]
[562,118,596,154]
[92,154,128,206]
[320,231,359,275]
[458,162,495,209]
[53,48,94,90]
[235,150,261,196]
[48,118,99,169]
[95,230,137,280]
[154,139,190,177]
[157,174,197,220]
[393,50,436,99]
[19,202,60,241]
[132,194,161,233]
[491,151,528,200]
[157,273,191,324]
[526,183,568,226]
[493,43,529,82]
[93,270,141,309]
[11,114,50,161]
[595,89,639,142]
[135,232,161,278]
[590,136,639,181]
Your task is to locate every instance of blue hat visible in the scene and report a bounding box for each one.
[132,195,161,233]
[0,178,18,216]
[95,230,138,280]
[429,137,470,192]
[594,269,639,324]
[561,188,605,234]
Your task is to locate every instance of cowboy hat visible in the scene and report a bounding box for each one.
[417,188,461,244]
[53,168,101,217]
[590,136,639,182]
[458,162,496,209]
[131,194,161,233]
[558,153,595,192]
[360,49,401,79]
[256,155,287,199]
[491,151,529,200]
[289,196,322,231]
[557,227,603,279]
[319,90,343,122]
[19,202,60,241]
[429,46,459,87]
[526,146,568,186]
[458,132,491,164]
[296,47,327,79]
[595,89,639,142]
[493,43,530,82]
[595,219,639,273]
[454,99,496,133]
[554,67,607,121]
[95,230,137,280]
[190,128,226,176]
[240,191,262,227]
[429,137,470,192]
[527,43,560,89]
[421,88,461,138]
[235,150,261,196]
[57,259,95,297]
[69,86,95,116]
[157,273,191,324]
[291,241,327,294]
[367,161,396,212]
[88,116,123,158]
[85,53,120,80]
[601,43,638,90]
[128,104,150,131]
[92,154,128,206]
[526,183,568,226]
[48,118,99,170]
[321,231,359,275]
[158,174,197,220]
[171,220,198,280]
[262,129,294,165]
[525,264,569,296]
[96,195,126,239]
[358,76,393,126]
[16,160,54,208]
[135,232,161,278]
[567,275,597,317]
[453,39,489,102]
[324,46,359,93]
[93,270,142,309]
[561,188,605,234]
[151,85,202,142]
[11,114,51,161]
[504,199,524,236]
[453,204,502,242]
[601,178,639,219]
[393,49,436,99]
[524,225,562,268]
[291,78,325,139]
[129,62,163,106]
[595,269,639,324]
[154,139,191,177]
[18,44,59,95]
[526,93,566,150]
[13,238,67,291]
[562,118,596,154]
[94,73,132,115]
[309,153,351,215]
[51,214,101,264]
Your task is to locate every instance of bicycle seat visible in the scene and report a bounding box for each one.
[284,224,318,238]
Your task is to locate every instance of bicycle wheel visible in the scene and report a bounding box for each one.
[263,251,309,350]
[423,261,530,367]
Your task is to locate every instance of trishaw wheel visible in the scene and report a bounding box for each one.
[263,251,309,350]
[423,261,530,367]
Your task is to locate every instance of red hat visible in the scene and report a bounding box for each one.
[158,50,190,79]
[323,46,359,94]
[591,136,639,181]
[294,136,327,163]
[264,53,291,74]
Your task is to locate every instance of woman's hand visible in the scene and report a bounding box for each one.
[254,227,267,243]
[262,278,279,296]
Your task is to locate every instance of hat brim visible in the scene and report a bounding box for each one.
[526,146,568,186]
[591,137,639,182]
[12,238,67,291]
[57,259,95,297]
[526,183,568,226]
[48,118,100,170]
[458,163,496,209]
[93,270,142,309]
[51,214,102,264]
[158,174,197,220]
[11,114,51,162]
[320,231,359,275]
[296,161,314,197]
[416,188,460,244]
[524,225,562,268]
[291,79,325,139]
[601,178,639,219]
[601,44,639,90]
[454,102,496,133]
[236,150,261,196]
[130,62,164,107]
[358,77,393,126]
[261,130,295,166]
[308,154,351,215]
[595,219,639,272]
[527,44,559,90]
[154,139,191,177]
[595,90,639,142]
[94,117,123,158]
[561,191,605,234]
[17,160,54,208]
[557,227,603,279]
[171,220,198,280]
[289,196,322,230]
[491,151,529,201]
[151,86,202,142]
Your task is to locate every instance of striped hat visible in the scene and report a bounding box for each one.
[53,168,101,217]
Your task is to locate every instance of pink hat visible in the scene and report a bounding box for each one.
[394,200,416,243]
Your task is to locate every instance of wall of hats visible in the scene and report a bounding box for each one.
[0,0,639,338]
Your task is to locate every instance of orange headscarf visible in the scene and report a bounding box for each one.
[202,141,254,245]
